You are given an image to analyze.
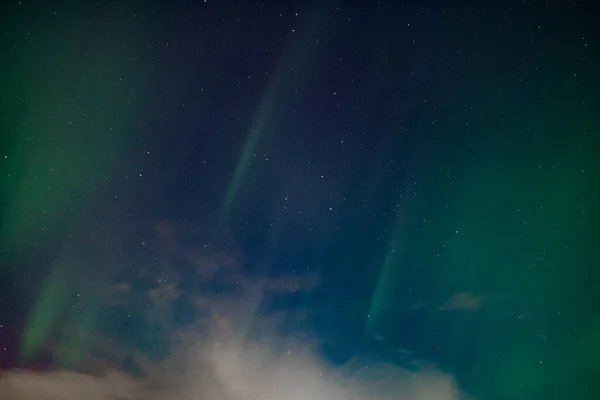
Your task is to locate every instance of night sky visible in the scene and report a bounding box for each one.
[1,1,599,399]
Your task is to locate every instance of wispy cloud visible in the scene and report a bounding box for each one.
[440,291,487,311]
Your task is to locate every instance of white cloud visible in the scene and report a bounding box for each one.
[1,306,469,400]
[1,224,471,400]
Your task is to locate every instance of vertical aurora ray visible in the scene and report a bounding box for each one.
[218,3,336,231]
[1,10,150,252]
[365,183,419,337]
[55,291,101,368]
[20,257,110,365]
[2,7,155,365]
[428,90,599,397]
[363,101,426,336]
[366,237,399,335]
[218,87,272,228]
[20,267,70,362]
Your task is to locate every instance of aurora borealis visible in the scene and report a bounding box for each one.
[1,1,599,399]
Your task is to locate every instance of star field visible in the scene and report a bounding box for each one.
[1,1,599,399]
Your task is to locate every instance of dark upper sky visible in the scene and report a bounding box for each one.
[0,1,599,399]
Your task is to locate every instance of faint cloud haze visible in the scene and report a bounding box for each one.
[440,291,486,311]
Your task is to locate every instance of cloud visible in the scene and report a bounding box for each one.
[0,298,469,400]
[186,253,239,282]
[149,283,180,304]
[440,291,486,311]
[157,316,467,400]
[0,369,140,400]
[0,223,470,400]
[0,312,467,400]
